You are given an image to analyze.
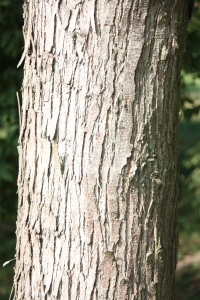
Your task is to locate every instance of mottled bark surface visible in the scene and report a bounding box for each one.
[14,1,188,299]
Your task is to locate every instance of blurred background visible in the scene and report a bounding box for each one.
[0,1,200,299]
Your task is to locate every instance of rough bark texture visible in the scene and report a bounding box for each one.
[14,1,188,299]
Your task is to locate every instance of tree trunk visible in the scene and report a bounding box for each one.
[14,1,188,299]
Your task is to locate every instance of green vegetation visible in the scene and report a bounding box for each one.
[176,263,200,300]
[0,1,200,299]
[175,3,200,298]
[0,1,23,298]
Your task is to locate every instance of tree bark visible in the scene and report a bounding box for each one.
[14,1,188,299]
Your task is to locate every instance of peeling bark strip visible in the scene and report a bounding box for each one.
[14,1,188,299]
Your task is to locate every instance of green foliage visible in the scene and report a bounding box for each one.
[184,4,200,75]
[0,1,23,298]
[178,121,200,239]
[178,1,200,239]
[181,2,200,120]
[180,141,200,219]
[183,142,200,168]
[0,0,23,220]
[177,4,200,292]
[176,263,200,300]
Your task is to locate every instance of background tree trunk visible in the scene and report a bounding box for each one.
[14,0,188,299]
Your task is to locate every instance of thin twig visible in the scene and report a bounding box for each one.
[16,91,21,127]
[9,282,14,300]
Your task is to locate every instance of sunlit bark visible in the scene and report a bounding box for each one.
[14,1,188,299]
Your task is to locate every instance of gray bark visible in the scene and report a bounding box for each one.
[14,0,188,299]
